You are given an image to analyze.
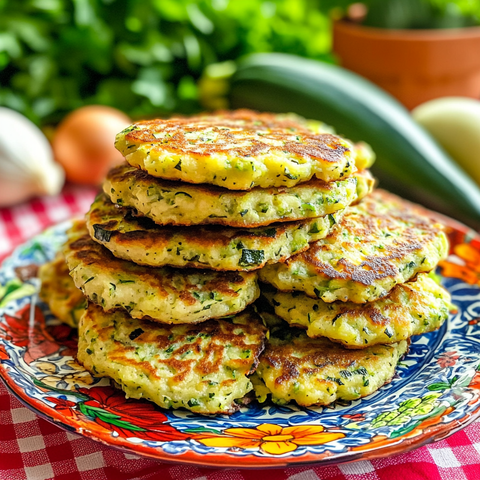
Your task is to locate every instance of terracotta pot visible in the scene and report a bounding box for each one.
[332,20,480,110]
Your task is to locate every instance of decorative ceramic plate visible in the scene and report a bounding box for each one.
[1,219,480,468]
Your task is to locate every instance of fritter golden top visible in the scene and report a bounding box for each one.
[123,116,347,163]
[264,272,452,348]
[253,313,408,407]
[116,110,361,189]
[78,304,267,414]
[259,189,449,303]
[304,192,444,285]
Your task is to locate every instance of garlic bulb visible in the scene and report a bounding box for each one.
[0,107,65,207]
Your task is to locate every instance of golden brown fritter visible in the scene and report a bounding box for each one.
[115,110,362,190]
[104,163,374,227]
[63,220,259,324]
[78,303,267,414]
[263,272,451,348]
[86,193,343,271]
[39,251,86,328]
[253,313,408,407]
[259,190,449,303]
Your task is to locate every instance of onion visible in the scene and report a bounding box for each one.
[53,105,131,185]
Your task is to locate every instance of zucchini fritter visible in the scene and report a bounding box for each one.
[254,313,408,407]
[104,163,374,227]
[86,193,343,271]
[263,273,451,348]
[77,304,267,414]
[63,221,259,324]
[259,190,449,303]
[115,110,360,190]
[39,251,86,328]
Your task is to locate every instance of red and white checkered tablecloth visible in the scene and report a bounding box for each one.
[1,185,480,480]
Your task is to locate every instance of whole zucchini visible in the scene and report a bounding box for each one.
[226,53,480,228]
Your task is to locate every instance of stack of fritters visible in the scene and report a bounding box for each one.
[39,109,452,415]
[255,189,451,407]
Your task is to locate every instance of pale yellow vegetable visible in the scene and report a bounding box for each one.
[412,97,480,187]
[0,108,65,207]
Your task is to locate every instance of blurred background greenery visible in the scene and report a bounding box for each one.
[1,0,479,126]
[0,0,341,125]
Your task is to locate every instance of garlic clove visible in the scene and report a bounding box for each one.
[0,177,42,208]
[0,107,65,206]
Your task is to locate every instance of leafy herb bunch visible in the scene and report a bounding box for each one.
[0,0,335,125]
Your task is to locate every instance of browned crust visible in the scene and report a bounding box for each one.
[39,253,84,313]
[88,193,318,249]
[285,189,445,285]
[264,338,373,378]
[262,335,409,391]
[84,304,266,401]
[122,110,350,163]
[65,221,253,303]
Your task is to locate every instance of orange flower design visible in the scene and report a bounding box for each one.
[196,423,345,455]
[0,304,59,364]
[468,371,480,390]
[440,243,480,286]
[0,344,8,361]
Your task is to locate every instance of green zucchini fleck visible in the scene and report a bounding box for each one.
[93,224,112,242]
[188,398,200,407]
[284,167,299,180]
[238,249,265,267]
[384,326,394,338]
[129,328,144,341]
